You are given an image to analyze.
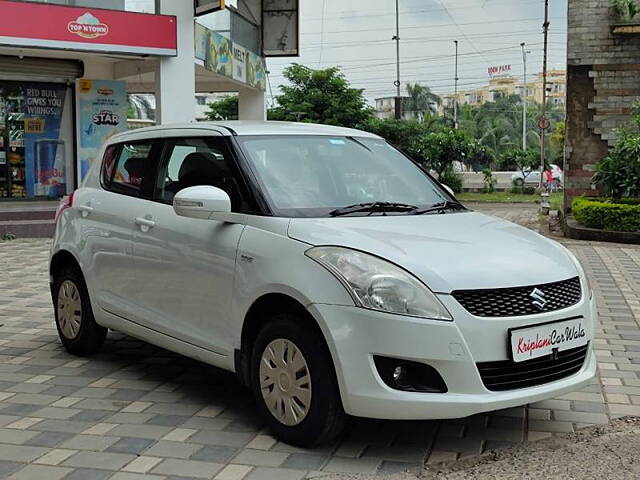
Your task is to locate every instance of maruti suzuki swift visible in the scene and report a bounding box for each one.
[50,121,596,446]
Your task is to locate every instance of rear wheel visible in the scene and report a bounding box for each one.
[53,266,106,356]
[251,314,346,447]
[514,178,525,186]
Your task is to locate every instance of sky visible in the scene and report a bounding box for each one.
[264,0,568,105]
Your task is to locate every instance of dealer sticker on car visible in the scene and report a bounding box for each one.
[510,318,588,363]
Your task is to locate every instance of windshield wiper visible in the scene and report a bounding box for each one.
[412,200,465,215]
[329,201,418,217]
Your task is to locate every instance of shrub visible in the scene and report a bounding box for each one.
[439,168,463,193]
[572,197,640,232]
[610,0,639,22]
[482,168,497,193]
[510,185,536,195]
[593,129,640,199]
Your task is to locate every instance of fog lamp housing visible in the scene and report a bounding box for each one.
[374,356,448,393]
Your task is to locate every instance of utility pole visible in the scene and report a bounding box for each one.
[539,0,550,190]
[521,42,529,151]
[454,40,459,129]
[393,0,402,119]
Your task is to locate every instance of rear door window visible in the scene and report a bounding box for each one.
[102,140,161,198]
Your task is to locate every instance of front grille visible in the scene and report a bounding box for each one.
[477,343,589,391]
[452,277,581,317]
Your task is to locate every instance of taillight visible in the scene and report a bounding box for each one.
[55,192,74,223]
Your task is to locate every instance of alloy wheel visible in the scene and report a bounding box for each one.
[57,280,82,340]
[259,338,312,426]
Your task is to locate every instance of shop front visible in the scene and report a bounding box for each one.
[0,0,177,201]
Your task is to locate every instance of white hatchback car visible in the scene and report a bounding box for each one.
[50,122,596,446]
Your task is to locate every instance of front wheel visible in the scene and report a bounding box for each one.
[251,314,346,447]
[513,178,525,186]
[53,266,107,356]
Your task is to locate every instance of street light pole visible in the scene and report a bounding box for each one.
[540,0,549,190]
[454,40,459,129]
[393,0,402,119]
[521,42,528,152]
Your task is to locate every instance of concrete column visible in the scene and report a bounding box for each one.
[238,87,266,120]
[156,0,195,124]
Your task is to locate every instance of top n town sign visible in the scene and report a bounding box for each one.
[0,1,177,56]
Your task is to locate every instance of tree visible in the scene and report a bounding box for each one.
[499,149,542,182]
[550,121,565,164]
[416,129,475,178]
[451,94,564,163]
[359,117,442,158]
[403,83,441,121]
[127,94,155,120]
[610,0,639,22]
[269,64,374,128]
[205,96,239,120]
[594,128,640,199]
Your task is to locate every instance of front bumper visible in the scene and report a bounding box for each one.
[309,293,597,420]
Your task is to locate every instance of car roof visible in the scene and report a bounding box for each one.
[109,121,382,142]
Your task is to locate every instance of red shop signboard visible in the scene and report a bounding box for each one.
[0,1,177,56]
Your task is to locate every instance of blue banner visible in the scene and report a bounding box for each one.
[77,79,127,181]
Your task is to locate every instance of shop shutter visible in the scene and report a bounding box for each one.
[0,56,83,82]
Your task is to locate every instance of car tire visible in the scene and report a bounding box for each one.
[53,266,107,356]
[514,178,524,186]
[251,314,346,447]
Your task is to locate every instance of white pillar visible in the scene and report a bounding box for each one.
[156,0,195,124]
[238,87,266,121]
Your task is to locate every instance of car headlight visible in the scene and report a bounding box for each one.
[306,246,452,320]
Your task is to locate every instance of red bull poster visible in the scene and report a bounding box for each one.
[23,83,68,197]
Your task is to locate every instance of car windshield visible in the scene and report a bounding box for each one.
[236,135,455,218]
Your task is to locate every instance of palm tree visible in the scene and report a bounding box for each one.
[403,83,441,121]
[127,94,156,121]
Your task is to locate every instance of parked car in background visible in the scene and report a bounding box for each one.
[50,122,594,447]
[512,164,563,187]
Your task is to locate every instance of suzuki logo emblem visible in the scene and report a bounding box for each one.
[530,288,547,310]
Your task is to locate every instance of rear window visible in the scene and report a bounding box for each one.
[101,140,157,197]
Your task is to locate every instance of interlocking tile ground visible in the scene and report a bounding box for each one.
[0,224,638,479]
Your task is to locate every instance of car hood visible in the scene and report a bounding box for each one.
[287,211,578,293]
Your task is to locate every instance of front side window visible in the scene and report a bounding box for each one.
[156,137,250,212]
[236,135,452,217]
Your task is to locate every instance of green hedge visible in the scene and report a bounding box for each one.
[572,197,640,232]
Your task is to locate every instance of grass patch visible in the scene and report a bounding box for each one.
[458,192,564,209]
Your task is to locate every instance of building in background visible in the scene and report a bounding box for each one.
[375,96,413,120]
[194,92,236,120]
[442,70,566,110]
[0,0,299,200]
[565,0,639,206]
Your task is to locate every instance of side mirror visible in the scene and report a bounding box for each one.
[173,185,231,220]
[442,184,455,197]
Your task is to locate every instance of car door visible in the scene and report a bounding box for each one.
[130,134,250,356]
[81,139,161,319]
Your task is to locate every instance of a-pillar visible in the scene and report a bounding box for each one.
[156,0,196,124]
[238,86,266,120]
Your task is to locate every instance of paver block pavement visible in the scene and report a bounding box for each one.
[1,220,639,477]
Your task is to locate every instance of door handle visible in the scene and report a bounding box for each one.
[134,217,156,229]
[77,204,93,217]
